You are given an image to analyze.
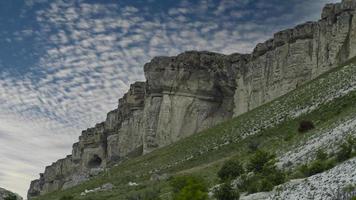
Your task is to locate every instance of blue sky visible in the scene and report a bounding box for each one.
[0,0,339,198]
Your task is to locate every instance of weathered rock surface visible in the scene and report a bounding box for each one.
[142,51,246,153]
[28,1,356,199]
[241,158,356,200]
[0,188,22,200]
[234,0,356,115]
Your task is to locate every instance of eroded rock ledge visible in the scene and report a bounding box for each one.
[28,1,356,199]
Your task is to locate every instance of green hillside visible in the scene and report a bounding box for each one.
[34,58,356,200]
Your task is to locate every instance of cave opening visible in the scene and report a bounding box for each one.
[88,154,102,168]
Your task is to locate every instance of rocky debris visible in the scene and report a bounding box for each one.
[241,158,356,200]
[150,173,169,182]
[272,158,356,200]
[89,167,104,177]
[240,192,271,200]
[28,1,356,198]
[277,118,356,168]
[128,182,139,187]
[80,183,114,196]
[0,188,22,200]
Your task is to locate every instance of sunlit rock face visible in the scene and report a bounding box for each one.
[234,1,356,116]
[107,81,146,161]
[142,51,245,153]
[28,1,356,198]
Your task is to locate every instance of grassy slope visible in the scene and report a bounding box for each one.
[34,58,356,200]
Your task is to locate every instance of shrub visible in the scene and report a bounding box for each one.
[298,120,315,133]
[263,167,285,186]
[324,158,337,169]
[214,182,240,200]
[245,179,259,194]
[259,179,274,192]
[297,156,336,178]
[316,149,328,160]
[247,150,275,173]
[243,175,271,194]
[307,160,326,176]
[170,176,208,200]
[126,186,161,200]
[4,194,17,200]
[239,150,285,194]
[248,140,260,152]
[347,136,356,151]
[336,142,352,162]
[218,159,244,181]
[297,164,309,177]
[59,195,74,200]
[240,165,285,194]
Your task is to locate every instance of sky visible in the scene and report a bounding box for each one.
[0,0,340,198]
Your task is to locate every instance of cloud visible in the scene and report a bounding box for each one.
[0,0,340,198]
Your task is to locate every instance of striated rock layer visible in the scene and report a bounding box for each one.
[28,1,356,199]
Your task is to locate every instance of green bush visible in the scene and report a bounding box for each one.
[259,179,274,192]
[126,186,161,200]
[346,136,356,150]
[316,149,328,160]
[59,195,74,200]
[262,167,285,186]
[170,176,208,200]
[248,140,260,152]
[218,159,244,181]
[247,150,275,173]
[297,164,310,177]
[298,120,315,133]
[238,150,285,194]
[325,158,337,169]
[214,182,240,200]
[245,178,259,194]
[4,194,17,200]
[296,150,337,178]
[336,142,352,162]
[307,160,326,176]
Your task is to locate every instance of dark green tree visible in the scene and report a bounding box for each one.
[170,176,208,200]
[4,194,17,200]
[214,182,240,200]
[247,150,275,173]
[218,159,244,181]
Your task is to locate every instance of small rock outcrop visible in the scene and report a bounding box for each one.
[0,188,22,200]
[28,0,356,199]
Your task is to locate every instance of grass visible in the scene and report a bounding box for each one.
[33,60,356,200]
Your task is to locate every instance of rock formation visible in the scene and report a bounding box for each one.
[28,1,356,199]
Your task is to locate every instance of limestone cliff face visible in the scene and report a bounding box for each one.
[28,1,356,199]
[234,1,356,115]
[107,81,146,161]
[142,52,245,153]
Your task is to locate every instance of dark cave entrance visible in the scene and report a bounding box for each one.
[88,154,102,168]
